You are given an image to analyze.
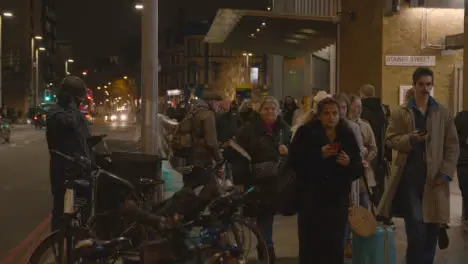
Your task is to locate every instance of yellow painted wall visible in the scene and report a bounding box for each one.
[382,8,464,110]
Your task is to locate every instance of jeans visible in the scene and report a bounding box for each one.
[359,192,370,209]
[257,213,275,248]
[457,166,468,220]
[401,188,438,264]
[404,216,439,264]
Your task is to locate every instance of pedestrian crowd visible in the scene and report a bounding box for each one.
[164,67,465,264]
[45,67,467,264]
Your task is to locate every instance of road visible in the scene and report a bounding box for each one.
[0,123,467,263]
[0,122,140,264]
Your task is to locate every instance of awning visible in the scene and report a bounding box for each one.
[204,9,337,57]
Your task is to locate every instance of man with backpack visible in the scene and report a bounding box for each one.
[359,84,392,206]
[170,90,224,187]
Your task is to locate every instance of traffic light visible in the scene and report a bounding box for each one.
[44,89,52,102]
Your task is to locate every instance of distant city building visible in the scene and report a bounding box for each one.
[1,0,58,115]
[159,20,266,99]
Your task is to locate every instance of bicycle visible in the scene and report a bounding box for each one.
[28,149,163,264]
[65,186,271,264]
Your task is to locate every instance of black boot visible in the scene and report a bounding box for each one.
[257,245,264,260]
[268,247,276,264]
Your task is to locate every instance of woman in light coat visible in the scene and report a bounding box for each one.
[349,95,378,209]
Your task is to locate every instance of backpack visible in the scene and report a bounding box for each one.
[170,106,207,165]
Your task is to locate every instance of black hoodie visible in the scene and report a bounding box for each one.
[361,97,389,181]
[455,111,468,166]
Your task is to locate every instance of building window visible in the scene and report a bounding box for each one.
[188,39,201,56]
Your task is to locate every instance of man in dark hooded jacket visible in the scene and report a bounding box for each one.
[359,84,391,206]
[46,76,91,231]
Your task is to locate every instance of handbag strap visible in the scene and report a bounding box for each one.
[360,167,377,217]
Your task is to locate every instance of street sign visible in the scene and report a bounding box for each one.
[385,55,436,67]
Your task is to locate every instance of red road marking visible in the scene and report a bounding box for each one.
[18,230,49,264]
[0,215,51,264]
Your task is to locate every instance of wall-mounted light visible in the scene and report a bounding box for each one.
[2,12,13,17]
[284,39,299,44]
[300,29,317,34]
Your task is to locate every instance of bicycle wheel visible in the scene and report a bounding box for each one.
[199,215,271,264]
[28,228,88,264]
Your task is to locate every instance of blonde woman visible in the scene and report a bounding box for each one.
[349,95,378,208]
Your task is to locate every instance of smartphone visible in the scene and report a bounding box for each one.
[331,143,341,152]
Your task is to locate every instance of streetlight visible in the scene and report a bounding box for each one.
[135,4,143,10]
[0,11,14,108]
[108,82,111,85]
[123,76,128,80]
[65,59,74,75]
[34,47,46,105]
[82,71,87,76]
[97,86,101,90]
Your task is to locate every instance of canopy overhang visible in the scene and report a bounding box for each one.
[205,9,338,57]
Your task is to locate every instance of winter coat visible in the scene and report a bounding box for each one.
[378,98,459,223]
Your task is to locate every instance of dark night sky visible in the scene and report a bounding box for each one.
[54,0,269,71]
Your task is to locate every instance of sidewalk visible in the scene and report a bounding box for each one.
[272,185,467,264]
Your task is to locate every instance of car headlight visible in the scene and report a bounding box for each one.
[120,114,127,121]
[110,115,117,121]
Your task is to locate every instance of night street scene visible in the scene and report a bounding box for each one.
[0,0,468,263]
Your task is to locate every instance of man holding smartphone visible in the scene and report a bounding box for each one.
[379,67,459,264]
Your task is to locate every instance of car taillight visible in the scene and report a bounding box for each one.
[34,116,38,120]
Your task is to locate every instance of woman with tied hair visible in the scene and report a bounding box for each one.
[290,97,363,264]
[236,96,291,263]
[348,94,378,209]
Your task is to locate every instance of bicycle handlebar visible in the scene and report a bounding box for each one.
[50,149,93,170]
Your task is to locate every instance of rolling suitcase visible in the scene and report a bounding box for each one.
[351,167,396,264]
[352,225,396,264]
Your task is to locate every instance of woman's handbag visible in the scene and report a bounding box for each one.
[348,205,377,237]
[348,173,377,237]
[252,161,279,180]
